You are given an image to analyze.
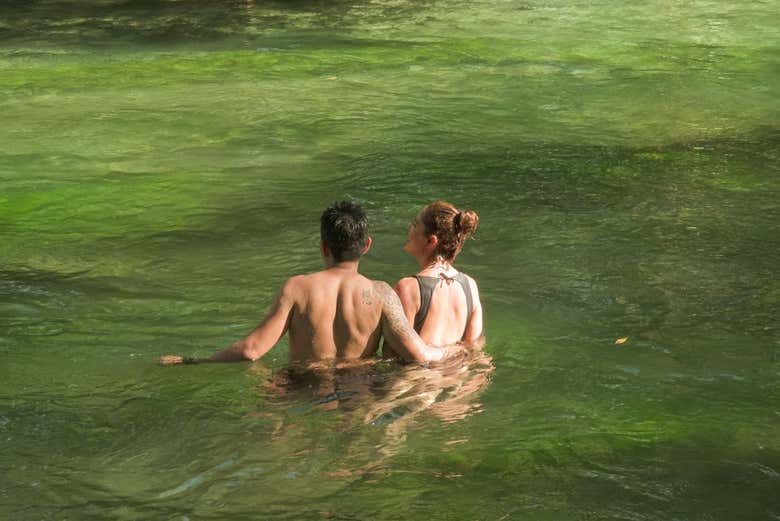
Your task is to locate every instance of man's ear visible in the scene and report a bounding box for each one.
[320,240,330,258]
[362,236,373,255]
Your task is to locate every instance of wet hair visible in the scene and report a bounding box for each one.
[320,201,369,262]
[419,201,479,261]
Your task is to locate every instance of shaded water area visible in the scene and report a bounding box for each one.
[1,0,779,519]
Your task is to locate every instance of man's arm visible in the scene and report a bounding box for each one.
[380,277,420,359]
[159,279,296,365]
[373,281,460,363]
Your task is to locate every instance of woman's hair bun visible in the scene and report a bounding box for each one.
[455,209,479,237]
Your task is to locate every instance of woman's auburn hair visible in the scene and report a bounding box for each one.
[418,201,479,261]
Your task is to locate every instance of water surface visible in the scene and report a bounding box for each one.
[1,1,779,519]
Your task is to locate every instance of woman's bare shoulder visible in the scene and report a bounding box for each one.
[459,271,479,287]
[394,276,419,291]
[394,276,421,307]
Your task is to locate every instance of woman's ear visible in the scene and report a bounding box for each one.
[428,234,439,248]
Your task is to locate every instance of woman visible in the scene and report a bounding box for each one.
[387,201,483,357]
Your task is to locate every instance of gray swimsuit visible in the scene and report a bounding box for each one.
[412,272,473,334]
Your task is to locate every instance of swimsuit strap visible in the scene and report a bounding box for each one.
[413,275,439,332]
[412,272,474,335]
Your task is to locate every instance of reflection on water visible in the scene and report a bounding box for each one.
[126,354,496,515]
[251,352,494,460]
[258,353,494,493]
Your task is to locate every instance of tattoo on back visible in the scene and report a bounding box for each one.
[361,288,373,306]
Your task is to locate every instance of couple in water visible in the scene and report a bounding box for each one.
[159,200,482,366]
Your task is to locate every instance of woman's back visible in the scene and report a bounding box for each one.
[395,270,482,347]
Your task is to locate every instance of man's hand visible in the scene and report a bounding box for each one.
[158,355,184,366]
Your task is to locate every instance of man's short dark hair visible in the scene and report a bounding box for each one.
[320,201,369,262]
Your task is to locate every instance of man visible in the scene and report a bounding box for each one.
[159,201,461,366]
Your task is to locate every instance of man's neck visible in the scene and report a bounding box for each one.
[325,259,361,273]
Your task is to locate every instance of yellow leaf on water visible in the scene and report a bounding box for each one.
[615,337,629,345]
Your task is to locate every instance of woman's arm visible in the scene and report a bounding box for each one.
[462,275,484,348]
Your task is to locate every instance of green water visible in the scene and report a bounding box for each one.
[1,1,779,519]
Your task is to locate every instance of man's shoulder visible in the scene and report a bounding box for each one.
[278,274,311,298]
[368,279,401,308]
[281,274,307,287]
[284,270,329,284]
[369,279,392,293]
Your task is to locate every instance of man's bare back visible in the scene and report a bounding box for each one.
[285,268,383,360]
